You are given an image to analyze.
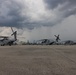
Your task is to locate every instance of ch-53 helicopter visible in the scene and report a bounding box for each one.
[0,27,17,46]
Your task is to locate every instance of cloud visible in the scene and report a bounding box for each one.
[44,0,76,17]
[0,0,50,28]
[0,0,76,29]
[0,0,28,27]
[44,0,65,9]
[44,0,76,9]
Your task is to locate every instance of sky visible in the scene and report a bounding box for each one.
[0,0,76,42]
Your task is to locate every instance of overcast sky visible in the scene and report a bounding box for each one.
[0,0,76,41]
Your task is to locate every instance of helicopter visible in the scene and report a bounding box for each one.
[0,27,17,46]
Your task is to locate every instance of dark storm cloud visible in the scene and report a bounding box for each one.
[0,0,46,29]
[44,0,65,9]
[0,0,76,29]
[44,0,76,24]
[44,0,76,16]
[0,0,29,28]
[44,0,76,9]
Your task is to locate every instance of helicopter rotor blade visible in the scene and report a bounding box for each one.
[11,27,14,33]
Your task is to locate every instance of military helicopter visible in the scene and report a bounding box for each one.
[0,27,17,46]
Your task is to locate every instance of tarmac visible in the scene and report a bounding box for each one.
[0,45,76,75]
